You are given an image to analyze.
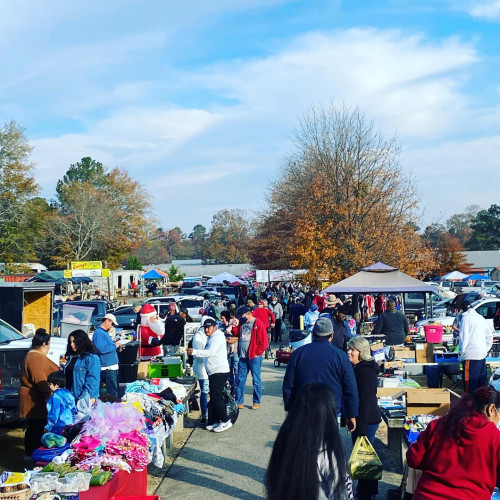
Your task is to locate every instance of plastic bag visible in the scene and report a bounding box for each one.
[208,385,239,425]
[348,436,383,480]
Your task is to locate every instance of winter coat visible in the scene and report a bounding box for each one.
[19,350,59,419]
[352,360,381,436]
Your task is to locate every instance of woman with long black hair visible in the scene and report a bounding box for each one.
[265,382,353,500]
[407,386,500,499]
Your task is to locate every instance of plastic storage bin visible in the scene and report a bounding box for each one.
[148,358,183,378]
[119,360,140,383]
[423,325,444,343]
[60,321,91,338]
[118,341,140,364]
[61,304,94,323]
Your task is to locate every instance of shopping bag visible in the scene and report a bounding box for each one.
[348,435,383,480]
[208,385,239,425]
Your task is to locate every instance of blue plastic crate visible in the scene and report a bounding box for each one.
[434,353,459,363]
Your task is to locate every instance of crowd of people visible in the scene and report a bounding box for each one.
[17,278,500,499]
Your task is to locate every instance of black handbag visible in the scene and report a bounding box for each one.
[208,384,239,425]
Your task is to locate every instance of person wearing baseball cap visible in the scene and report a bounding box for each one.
[187,318,232,433]
[282,317,358,432]
[92,313,121,397]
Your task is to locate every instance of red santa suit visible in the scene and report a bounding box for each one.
[140,303,164,358]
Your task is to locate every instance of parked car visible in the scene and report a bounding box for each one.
[403,292,450,318]
[0,319,67,424]
[112,304,142,329]
[419,298,500,332]
[215,286,243,306]
[176,296,208,322]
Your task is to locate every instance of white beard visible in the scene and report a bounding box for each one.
[147,318,164,336]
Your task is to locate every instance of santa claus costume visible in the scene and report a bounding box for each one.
[139,303,165,358]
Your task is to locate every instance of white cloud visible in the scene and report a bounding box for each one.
[31,107,224,192]
[468,0,500,19]
[191,29,477,140]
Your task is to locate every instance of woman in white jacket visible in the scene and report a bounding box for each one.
[192,317,210,423]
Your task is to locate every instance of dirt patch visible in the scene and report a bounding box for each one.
[0,423,27,473]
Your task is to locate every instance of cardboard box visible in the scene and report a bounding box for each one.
[385,360,404,369]
[370,342,385,352]
[137,361,149,380]
[405,388,450,416]
[392,346,416,363]
[377,387,406,398]
[415,343,435,363]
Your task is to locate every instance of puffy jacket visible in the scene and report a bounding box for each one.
[46,388,76,434]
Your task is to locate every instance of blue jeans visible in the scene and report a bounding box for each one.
[351,423,379,499]
[100,369,119,397]
[198,379,209,418]
[236,356,262,405]
[228,352,239,394]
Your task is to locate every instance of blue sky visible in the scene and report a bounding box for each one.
[2,0,500,234]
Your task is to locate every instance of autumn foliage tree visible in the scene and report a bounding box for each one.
[251,104,434,281]
[203,209,252,263]
[0,121,40,261]
[48,158,154,268]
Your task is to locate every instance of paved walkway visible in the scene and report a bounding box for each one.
[156,351,403,499]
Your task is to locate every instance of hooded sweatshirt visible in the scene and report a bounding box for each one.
[352,359,381,436]
[46,388,76,434]
[407,413,500,500]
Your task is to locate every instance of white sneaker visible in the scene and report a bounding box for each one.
[205,422,220,431]
[213,420,233,433]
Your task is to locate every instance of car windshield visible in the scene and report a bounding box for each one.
[178,299,203,308]
[0,319,24,343]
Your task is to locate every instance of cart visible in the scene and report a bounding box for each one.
[264,330,274,359]
[274,347,293,367]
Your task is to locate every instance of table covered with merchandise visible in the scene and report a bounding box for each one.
[0,378,193,500]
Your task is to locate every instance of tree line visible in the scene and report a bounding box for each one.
[1,108,498,278]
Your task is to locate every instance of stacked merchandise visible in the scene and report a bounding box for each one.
[403,414,436,443]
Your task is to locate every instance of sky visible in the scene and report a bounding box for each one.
[1,0,500,234]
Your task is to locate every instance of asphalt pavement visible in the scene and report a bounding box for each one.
[156,343,403,499]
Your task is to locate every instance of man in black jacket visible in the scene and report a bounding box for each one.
[282,317,358,431]
[160,303,186,354]
[288,297,307,329]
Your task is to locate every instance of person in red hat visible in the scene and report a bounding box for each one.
[139,303,164,358]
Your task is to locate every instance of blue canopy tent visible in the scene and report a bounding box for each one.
[142,269,168,279]
[467,273,490,281]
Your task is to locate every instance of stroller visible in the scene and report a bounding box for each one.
[264,329,274,359]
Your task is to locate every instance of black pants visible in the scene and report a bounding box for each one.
[272,318,283,343]
[208,372,229,423]
[25,418,46,456]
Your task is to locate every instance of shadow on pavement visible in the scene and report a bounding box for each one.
[166,464,265,500]
[180,448,267,481]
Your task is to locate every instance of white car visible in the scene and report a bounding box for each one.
[0,319,68,424]
[417,298,500,332]
[176,296,209,322]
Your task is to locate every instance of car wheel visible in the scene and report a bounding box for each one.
[274,359,280,367]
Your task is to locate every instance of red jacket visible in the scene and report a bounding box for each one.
[252,307,275,327]
[407,414,500,500]
[238,317,268,359]
[314,295,326,312]
[140,324,163,357]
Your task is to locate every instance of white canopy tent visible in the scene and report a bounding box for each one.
[207,272,241,285]
[441,270,469,280]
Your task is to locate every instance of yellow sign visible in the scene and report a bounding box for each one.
[71,261,102,270]
[63,269,72,278]
[102,269,110,278]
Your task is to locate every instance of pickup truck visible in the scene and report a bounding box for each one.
[58,300,115,329]
[0,318,67,425]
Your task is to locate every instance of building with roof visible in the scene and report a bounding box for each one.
[463,250,500,280]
